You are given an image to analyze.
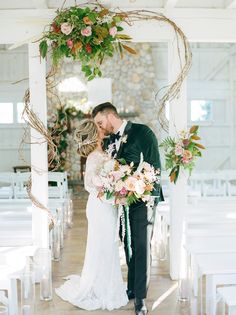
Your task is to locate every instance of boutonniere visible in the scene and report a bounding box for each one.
[120,134,128,144]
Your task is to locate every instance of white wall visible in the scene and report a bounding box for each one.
[152,43,236,170]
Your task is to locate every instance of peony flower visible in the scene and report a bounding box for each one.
[81,26,92,37]
[124,176,138,192]
[109,26,117,37]
[183,150,192,159]
[134,180,146,195]
[66,39,73,49]
[115,180,124,191]
[61,22,73,35]
[83,16,93,25]
[182,150,192,164]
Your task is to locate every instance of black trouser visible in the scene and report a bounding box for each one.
[122,201,156,299]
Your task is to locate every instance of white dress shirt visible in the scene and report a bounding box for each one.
[115,120,127,152]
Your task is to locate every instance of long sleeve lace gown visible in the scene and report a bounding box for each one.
[55,150,128,310]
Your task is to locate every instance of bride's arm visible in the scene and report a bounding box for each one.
[84,153,98,194]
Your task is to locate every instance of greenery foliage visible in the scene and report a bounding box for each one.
[39,5,136,80]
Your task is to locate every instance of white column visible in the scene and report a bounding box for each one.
[28,42,49,248]
[168,39,188,280]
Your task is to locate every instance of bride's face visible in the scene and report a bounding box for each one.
[94,112,114,135]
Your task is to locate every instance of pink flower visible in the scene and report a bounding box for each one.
[125,176,138,192]
[175,144,184,156]
[120,187,128,196]
[61,22,73,35]
[61,152,66,158]
[66,39,73,49]
[81,26,92,37]
[109,26,117,37]
[182,150,192,164]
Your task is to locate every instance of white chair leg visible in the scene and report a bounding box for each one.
[206,275,217,315]
[8,278,18,315]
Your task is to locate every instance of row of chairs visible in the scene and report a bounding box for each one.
[0,171,73,315]
[161,170,236,197]
[155,196,236,315]
[0,171,68,200]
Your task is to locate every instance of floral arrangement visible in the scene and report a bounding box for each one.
[93,154,160,207]
[48,105,88,171]
[160,125,205,184]
[39,5,136,80]
[93,153,160,260]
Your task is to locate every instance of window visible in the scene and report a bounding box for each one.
[0,103,13,123]
[191,100,212,122]
[17,102,25,123]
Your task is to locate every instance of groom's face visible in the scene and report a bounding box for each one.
[94,112,114,135]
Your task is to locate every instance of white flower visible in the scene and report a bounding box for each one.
[134,180,146,195]
[61,22,73,35]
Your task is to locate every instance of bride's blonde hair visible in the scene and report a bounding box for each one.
[74,119,98,157]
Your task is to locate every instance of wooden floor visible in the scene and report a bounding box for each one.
[35,188,192,315]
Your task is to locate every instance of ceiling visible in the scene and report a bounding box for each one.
[1,0,236,10]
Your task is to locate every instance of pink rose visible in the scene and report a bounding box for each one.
[175,144,184,156]
[81,26,92,37]
[120,187,128,196]
[125,177,138,192]
[66,39,73,49]
[61,22,73,35]
[109,26,117,37]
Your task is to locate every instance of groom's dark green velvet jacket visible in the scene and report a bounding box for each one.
[106,121,164,202]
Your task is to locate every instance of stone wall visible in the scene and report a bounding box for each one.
[48,43,159,179]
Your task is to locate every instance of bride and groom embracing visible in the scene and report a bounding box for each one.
[56,102,164,315]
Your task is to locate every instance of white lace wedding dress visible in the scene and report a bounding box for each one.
[55,150,128,310]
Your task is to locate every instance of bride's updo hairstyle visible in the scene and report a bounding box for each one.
[74,119,98,157]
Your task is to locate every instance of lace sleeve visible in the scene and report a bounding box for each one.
[84,152,101,194]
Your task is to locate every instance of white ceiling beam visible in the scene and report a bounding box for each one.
[3,8,236,44]
[164,0,179,9]
[33,0,48,9]
[225,0,236,8]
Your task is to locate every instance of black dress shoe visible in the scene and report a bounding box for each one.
[134,298,148,315]
[126,289,135,300]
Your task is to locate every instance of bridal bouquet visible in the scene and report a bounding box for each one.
[93,154,160,207]
[93,154,160,261]
[160,125,205,184]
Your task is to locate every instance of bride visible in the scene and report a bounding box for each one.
[55,119,128,310]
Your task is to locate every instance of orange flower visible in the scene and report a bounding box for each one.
[145,184,153,192]
[71,41,83,54]
[83,16,93,25]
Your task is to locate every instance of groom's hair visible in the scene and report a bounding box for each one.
[92,102,119,118]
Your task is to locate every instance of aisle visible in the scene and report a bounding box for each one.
[36,189,190,315]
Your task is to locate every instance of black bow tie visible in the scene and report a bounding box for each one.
[110,132,121,142]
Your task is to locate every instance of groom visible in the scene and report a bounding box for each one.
[92,102,163,315]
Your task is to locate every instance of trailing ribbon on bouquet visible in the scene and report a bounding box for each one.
[124,205,132,262]
[115,205,132,262]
